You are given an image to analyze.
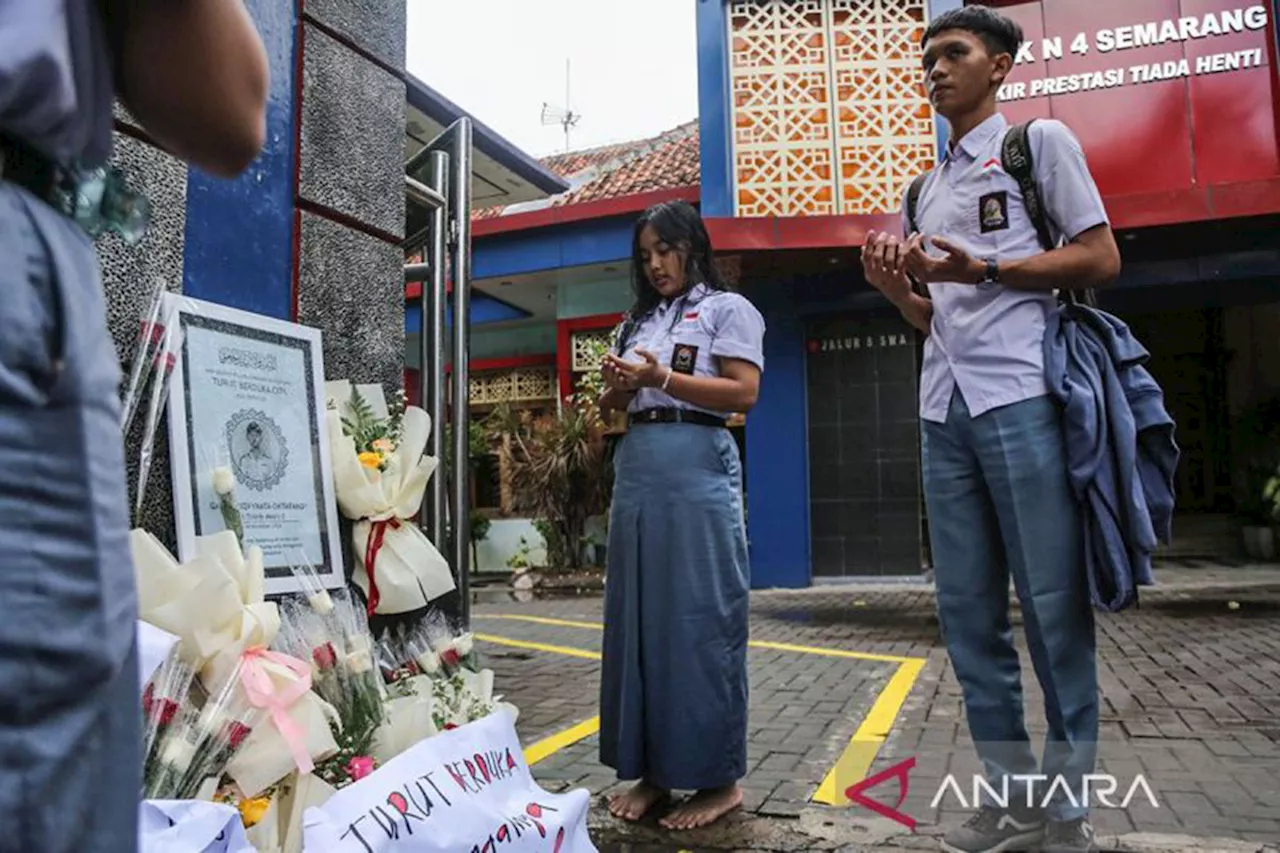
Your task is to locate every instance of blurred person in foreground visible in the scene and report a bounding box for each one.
[0,1,267,849]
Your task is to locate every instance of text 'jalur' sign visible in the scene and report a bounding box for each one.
[998,4,1270,102]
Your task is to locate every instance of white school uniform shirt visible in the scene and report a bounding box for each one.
[906,112,1109,423]
[617,283,766,419]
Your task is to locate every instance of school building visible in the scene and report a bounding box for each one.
[408,0,1280,586]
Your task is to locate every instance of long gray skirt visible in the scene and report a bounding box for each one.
[0,182,139,851]
[599,421,749,791]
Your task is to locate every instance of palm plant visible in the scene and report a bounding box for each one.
[486,339,614,571]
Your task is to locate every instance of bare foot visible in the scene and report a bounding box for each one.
[606,779,668,822]
[659,785,743,830]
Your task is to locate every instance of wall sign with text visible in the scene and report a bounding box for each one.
[991,0,1279,195]
[164,295,346,596]
[998,4,1270,101]
[808,333,913,354]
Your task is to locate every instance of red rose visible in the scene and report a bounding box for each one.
[227,721,252,750]
[156,699,179,726]
[441,649,461,669]
[312,643,337,670]
[443,723,458,731]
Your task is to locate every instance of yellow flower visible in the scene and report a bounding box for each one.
[239,796,271,827]
[358,451,384,470]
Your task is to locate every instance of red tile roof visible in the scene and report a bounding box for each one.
[474,121,700,221]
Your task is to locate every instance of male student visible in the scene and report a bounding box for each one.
[0,2,267,850]
[861,6,1121,853]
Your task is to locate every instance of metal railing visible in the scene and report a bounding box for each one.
[403,118,473,625]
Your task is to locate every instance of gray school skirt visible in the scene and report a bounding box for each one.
[599,420,749,790]
[0,181,139,851]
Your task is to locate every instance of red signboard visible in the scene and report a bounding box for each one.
[990,0,1278,198]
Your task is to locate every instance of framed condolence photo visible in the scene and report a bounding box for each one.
[163,294,345,596]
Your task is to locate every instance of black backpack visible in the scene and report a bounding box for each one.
[904,119,1096,307]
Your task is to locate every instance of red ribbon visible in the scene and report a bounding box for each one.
[363,518,401,616]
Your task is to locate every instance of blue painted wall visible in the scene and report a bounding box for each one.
[182,0,298,320]
[474,217,634,281]
[405,295,530,333]
[742,285,812,589]
[696,0,734,218]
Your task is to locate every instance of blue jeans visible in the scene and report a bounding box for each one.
[922,390,1097,822]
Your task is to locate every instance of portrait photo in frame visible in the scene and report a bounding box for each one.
[163,294,346,596]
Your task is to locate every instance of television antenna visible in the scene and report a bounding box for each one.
[540,58,581,153]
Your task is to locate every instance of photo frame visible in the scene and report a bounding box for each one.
[164,294,345,596]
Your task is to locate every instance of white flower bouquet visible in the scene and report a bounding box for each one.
[324,380,454,615]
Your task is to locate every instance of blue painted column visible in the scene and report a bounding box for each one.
[743,288,811,589]
[696,0,734,218]
[182,0,298,320]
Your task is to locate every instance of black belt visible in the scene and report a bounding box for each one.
[628,408,726,429]
[0,133,59,202]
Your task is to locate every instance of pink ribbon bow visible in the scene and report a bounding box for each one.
[240,647,316,775]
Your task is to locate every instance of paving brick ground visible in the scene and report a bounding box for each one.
[473,567,1280,850]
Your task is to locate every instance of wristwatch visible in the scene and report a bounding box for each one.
[979,258,1000,285]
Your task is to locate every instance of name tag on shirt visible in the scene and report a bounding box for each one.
[979,191,1010,233]
[671,343,699,375]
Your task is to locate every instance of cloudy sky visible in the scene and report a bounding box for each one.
[406,0,700,158]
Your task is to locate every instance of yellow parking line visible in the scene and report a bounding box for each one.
[478,618,928,797]
[811,657,926,805]
[748,639,916,665]
[479,613,602,631]
[476,633,601,661]
[476,613,919,664]
[524,717,601,766]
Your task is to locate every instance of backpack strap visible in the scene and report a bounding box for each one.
[1001,119,1055,252]
[905,173,928,237]
[1002,119,1096,308]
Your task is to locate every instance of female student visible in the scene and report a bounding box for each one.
[597,200,766,831]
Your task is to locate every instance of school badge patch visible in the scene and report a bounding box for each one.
[670,343,699,375]
[979,191,1009,233]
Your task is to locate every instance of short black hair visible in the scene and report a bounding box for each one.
[922,5,1024,58]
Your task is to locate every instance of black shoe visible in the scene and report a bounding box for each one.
[940,806,1045,853]
[1041,817,1099,852]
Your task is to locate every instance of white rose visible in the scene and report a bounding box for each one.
[308,591,335,616]
[416,652,440,675]
[212,466,236,496]
[161,737,196,772]
[454,633,474,657]
[346,650,374,674]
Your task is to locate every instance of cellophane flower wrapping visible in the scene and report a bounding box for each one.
[324,380,454,615]
[144,656,263,801]
[133,528,340,803]
[142,649,197,794]
[273,587,385,792]
[119,276,168,437]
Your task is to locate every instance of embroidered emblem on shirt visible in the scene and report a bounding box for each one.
[981,157,1002,174]
[670,343,699,375]
[684,312,699,320]
[979,191,1010,233]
